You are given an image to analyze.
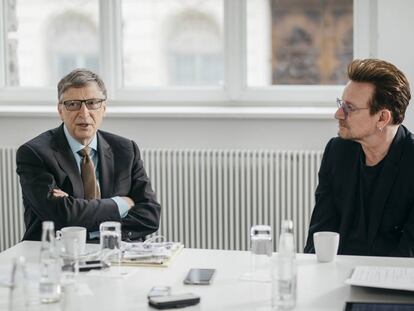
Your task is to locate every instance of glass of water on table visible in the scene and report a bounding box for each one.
[99,221,122,264]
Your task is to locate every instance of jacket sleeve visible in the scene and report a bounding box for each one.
[304,138,340,253]
[120,141,161,240]
[16,144,121,232]
[390,203,414,257]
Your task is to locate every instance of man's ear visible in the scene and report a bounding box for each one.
[103,103,107,117]
[377,109,392,128]
[57,103,64,121]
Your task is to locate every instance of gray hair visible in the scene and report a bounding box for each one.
[57,68,107,101]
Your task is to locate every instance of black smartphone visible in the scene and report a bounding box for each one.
[78,260,105,272]
[344,301,414,311]
[183,268,216,285]
[148,293,200,309]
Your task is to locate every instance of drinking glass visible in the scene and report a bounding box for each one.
[99,221,122,264]
[241,225,272,282]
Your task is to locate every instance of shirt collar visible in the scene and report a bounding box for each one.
[63,124,98,154]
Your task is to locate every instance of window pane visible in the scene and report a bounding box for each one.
[122,0,224,87]
[6,0,99,87]
[247,0,353,86]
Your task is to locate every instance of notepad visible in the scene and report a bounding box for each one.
[345,266,414,292]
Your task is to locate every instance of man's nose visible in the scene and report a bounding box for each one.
[335,107,346,120]
[78,103,90,115]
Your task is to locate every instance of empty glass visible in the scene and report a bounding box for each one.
[99,221,122,264]
[60,237,79,284]
[9,256,29,311]
[250,225,272,282]
[241,225,272,282]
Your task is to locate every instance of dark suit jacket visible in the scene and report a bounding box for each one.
[16,124,161,241]
[304,125,414,257]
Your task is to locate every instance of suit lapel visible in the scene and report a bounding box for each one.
[367,125,406,245]
[52,124,84,198]
[97,132,114,197]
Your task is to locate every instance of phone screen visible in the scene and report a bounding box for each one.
[183,268,216,285]
[345,302,414,311]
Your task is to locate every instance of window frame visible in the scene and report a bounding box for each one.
[0,0,377,111]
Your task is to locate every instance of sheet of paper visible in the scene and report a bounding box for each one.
[85,266,137,279]
[345,266,414,291]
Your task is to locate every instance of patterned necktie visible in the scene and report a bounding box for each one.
[78,147,101,199]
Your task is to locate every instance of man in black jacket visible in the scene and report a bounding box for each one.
[16,69,161,241]
[304,59,414,257]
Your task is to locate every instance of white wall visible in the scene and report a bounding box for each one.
[377,0,414,130]
[0,0,413,152]
[0,115,336,150]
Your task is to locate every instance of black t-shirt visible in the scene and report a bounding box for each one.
[360,156,385,228]
[342,153,385,255]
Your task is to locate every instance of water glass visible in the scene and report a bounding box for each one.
[60,237,80,286]
[245,225,272,282]
[100,221,122,263]
[9,256,29,311]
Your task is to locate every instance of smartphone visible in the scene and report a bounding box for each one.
[183,268,216,285]
[78,260,105,272]
[344,301,414,311]
[148,293,200,309]
[147,286,171,299]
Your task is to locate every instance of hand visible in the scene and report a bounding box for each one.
[52,188,69,198]
[121,196,135,210]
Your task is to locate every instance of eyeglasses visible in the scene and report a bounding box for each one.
[336,98,369,118]
[61,98,106,111]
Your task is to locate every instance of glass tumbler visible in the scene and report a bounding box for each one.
[99,221,122,264]
[249,225,272,282]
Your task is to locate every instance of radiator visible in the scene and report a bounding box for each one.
[0,148,323,252]
[142,149,323,252]
[0,147,25,251]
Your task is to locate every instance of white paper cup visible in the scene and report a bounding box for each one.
[313,231,339,263]
[56,226,86,256]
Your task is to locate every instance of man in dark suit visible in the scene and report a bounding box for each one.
[304,59,414,257]
[16,69,161,241]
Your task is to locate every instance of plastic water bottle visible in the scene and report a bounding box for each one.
[39,221,61,303]
[9,256,28,311]
[272,220,296,310]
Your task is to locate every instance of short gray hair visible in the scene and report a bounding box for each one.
[57,68,107,101]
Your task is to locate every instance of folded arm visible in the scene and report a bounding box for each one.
[120,141,161,240]
[16,144,121,232]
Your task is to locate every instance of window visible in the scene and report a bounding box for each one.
[121,0,223,87]
[0,0,367,108]
[167,11,223,86]
[47,12,99,84]
[4,0,99,87]
[247,0,353,86]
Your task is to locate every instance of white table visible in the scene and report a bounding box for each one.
[0,241,413,310]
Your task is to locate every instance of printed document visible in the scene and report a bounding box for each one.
[345,266,414,291]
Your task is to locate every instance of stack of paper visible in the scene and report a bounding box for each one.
[345,266,414,292]
[120,241,184,267]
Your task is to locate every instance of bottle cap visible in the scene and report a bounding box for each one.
[281,220,293,233]
[42,221,54,230]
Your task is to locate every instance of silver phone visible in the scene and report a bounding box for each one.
[183,268,216,285]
